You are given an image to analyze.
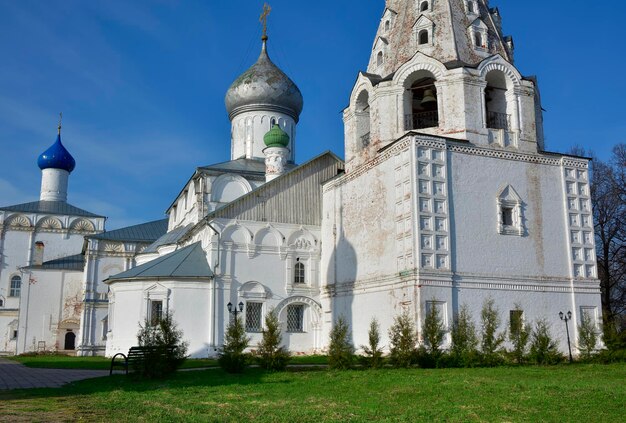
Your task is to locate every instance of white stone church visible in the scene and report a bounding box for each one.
[0,0,602,358]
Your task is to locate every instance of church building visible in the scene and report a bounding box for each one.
[0,1,602,357]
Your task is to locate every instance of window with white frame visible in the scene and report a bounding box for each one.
[465,0,478,15]
[377,51,384,66]
[9,275,21,297]
[294,260,305,284]
[384,20,390,32]
[149,300,163,326]
[497,185,523,236]
[414,16,434,47]
[245,302,263,332]
[419,1,430,13]
[287,304,305,332]
[580,306,599,329]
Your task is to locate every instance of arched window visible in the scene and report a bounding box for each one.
[294,261,305,284]
[377,51,384,66]
[467,1,474,13]
[418,30,429,45]
[485,70,513,132]
[475,32,483,47]
[420,1,429,12]
[9,276,21,297]
[384,20,390,31]
[355,90,371,148]
[405,74,439,130]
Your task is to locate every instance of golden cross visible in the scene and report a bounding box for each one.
[58,112,63,134]
[260,3,271,39]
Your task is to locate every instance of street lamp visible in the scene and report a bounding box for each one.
[559,311,573,363]
[227,301,244,319]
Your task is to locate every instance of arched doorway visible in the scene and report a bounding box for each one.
[64,331,76,350]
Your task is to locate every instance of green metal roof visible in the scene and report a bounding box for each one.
[24,254,85,271]
[143,224,193,253]
[0,201,104,218]
[88,219,168,243]
[106,242,212,282]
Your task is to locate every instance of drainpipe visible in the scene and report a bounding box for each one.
[206,222,220,353]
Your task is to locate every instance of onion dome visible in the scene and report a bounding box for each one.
[225,40,304,121]
[37,130,76,173]
[264,124,290,148]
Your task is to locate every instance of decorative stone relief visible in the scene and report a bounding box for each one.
[37,217,63,230]
[564,167,596,278]
[394,148,414,271]
[416,144,449,271]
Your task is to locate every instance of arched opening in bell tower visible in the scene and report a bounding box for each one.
[404,71,439,131]
[355,90,371,148]
[485,70,513,131]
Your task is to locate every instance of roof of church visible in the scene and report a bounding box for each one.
[198,158,267,175]
[143,223,193,254]
[38,132,76,173]
[88,219,168,243]
[105,242,212,282]
[24,254,85,271]
[0,200,104,218]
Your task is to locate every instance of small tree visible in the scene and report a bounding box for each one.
[135,312,188,379]
[360,317,384,369]
[450,305,479,367]
[422,301,446,357]
[508,307,531,364]
[480,298,505,366]
[219,316,250,373]
[328,315,354,370]
[578,313,600,360]
[388,312,417,368]
[256,309,291,371]
[529,319,562,365]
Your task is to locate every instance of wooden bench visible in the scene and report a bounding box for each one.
[109,346,176,375]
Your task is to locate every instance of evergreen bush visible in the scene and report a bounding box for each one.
[256,309,291,371]
[479,298,506,366]
[328,315,354,370]
[388,312,417,368]
[218,316,250,373]
[360,317,384,369]
[577,313,600,360]
[508,306,531,365]
[529,319,563,365]
[422,300,446,358]
[450,305,480,367]
[135,312,188,379]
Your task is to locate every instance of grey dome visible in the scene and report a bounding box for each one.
[225,42,303,121]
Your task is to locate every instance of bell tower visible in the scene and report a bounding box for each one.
[342,0,544,172]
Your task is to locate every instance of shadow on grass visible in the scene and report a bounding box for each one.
[0,366,303,402]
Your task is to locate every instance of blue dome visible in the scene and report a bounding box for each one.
[37,133,76,173]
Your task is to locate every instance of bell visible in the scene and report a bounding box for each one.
[421,89,437,106]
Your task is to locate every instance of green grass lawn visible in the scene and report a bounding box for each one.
[1,364,624,422]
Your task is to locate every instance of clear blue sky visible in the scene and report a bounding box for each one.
[1,0,624,230]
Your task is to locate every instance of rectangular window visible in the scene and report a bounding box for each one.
[294,262,305,284]
[502,207,514,226]
[150,300,163,326]
[9,276,21,297]
[11,330,18,340]
[245,302,263,333]
[510,310,524,334]
[287,304,304,333]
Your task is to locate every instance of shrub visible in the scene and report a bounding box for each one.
[388,312,417,368]
[328,315,354,370]
[479,298,506,366]
[508,306,531,365]
[135,312,188,379]
[529,319,563,365]
[577,313,600,360]
[422,301,446,358]
[360,317,384,369]
[256,309,291,371]
[450,305,480,367]
[218,316,250,373]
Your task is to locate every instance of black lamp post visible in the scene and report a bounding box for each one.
[227,301,244,319]
[559,311,573,363]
